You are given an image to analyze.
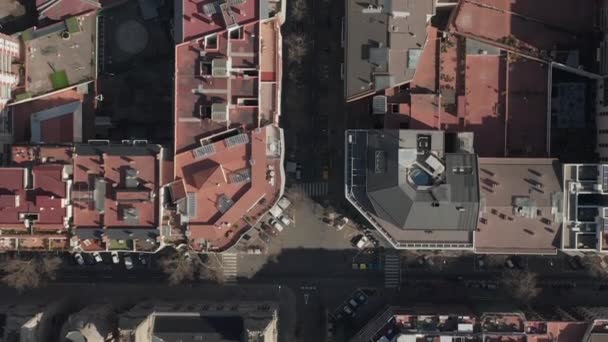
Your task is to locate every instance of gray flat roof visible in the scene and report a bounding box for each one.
[24,13,97,96]
[347,129,480,245]
[344,0,435,101]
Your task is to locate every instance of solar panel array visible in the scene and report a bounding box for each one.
[228,168,251,184]
[192,144,216,160]
[187,193,198,218]
[202,2,218,15]
[224,133,249,148]
[217,194,235,214]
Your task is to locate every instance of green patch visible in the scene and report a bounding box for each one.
[21,28,34,42]
[49,70,69,89]
[65,17,80,34]
[14,92,32,102]
[109,239,133,250]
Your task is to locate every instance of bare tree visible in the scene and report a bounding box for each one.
[41,257,62,281]
[159,249,225,285]
[500,270,541,303]
[284,33,309,65]
[583,255,608,279]
[159,250,196,286]
[198,259,225,284]
[1,256,62,292]
[290,0,308,22]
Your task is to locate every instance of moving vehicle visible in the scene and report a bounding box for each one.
[92,252,103,263]
[111,251,120,264]
[74,252,85,266]
[124,254,134,270]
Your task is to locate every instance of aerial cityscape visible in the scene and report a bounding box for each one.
[0,0,607,341]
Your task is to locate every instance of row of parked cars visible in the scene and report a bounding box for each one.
[73,251,148,270]
[259,197,293,241]
[335,290,368,319]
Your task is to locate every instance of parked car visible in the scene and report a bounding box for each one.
[567,256,585,270]
[277,197,292,210]
[269,218,283,233]
[295,163,302,180]
[343,305,355,317]
[348,299,358,308]
[335,216,349,231]
[138,254,148,265]
[124,254,134,270]
[424,255,434,266]
[92,252,103,263]
[354,235,370,249]
[74,252,85,266]
[279,215,292,226]
[259,231,272,244]
[505,257,522,269]
[111,251,120,264]
[353,291,368,305]
[476,257,486,269]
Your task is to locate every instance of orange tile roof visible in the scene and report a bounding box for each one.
[175,127,281,250]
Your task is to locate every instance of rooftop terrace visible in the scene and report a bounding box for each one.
[475,158,562,254]
[178,0,258,42]
[21,13,96,97]
[344,0,435,101]
[408,29,549,158]
[449,0,596,60]
[37,0,101,22]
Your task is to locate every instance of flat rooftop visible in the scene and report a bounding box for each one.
[449,0,595,59]
[11,88,84,143]
[174,125,282,251]
[346,129,480,248]
[409,32,549,158]
[179,0,258,42]
[12,145,73,166]
[37,0,101,22]
[72,144,160,231]
[344,0,435,101]
[23,13,96,97]
[475,158,562,254]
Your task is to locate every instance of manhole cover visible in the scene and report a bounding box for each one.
[115,20,148,56]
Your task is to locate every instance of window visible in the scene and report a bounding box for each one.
[229,27,243,40]
[205,34,218,50]
[600,129,608,134]
[600,143,608,148]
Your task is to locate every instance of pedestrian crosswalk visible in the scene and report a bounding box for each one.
[221,253,238,285]
[297,182,329,198]
[384,253,401,289]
